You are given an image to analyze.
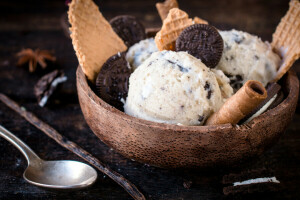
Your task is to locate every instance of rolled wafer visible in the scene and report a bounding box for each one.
[156,0,179,21]
[205,80,267,125]
[240,83,282,124]
[68,0,127,82]
[155,8,193,51]
[271,0,300,82]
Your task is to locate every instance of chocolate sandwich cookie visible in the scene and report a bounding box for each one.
[222,168,281,196]
[175,24,223,68]
[34,70,67,107]
[268,90,285,110]
[240,82,282,124]
[110,15,146,48]
[96,52,131,111]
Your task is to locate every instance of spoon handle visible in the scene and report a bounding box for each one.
[0,125,40,164]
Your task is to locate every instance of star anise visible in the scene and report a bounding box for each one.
[16,48,56,72]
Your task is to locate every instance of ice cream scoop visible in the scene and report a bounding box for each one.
[126,38,158,70]
[124,51,233,126]
[216,30,281,91]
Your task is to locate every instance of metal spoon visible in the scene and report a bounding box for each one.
[0,125,97,189]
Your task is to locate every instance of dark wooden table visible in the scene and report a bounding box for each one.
[0,0,299,199]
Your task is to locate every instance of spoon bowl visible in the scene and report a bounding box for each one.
[0,125,98,189]
[24,160,97,189]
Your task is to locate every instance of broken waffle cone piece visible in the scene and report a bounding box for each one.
[156,0,179,21]
[193,17,208,25]
[155,8,193,51]
[68,0,127,83]
[271,0,300,82]
[205,80,267,125]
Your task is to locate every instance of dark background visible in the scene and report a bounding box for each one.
[0,0,299,199]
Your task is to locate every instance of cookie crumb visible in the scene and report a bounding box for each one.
[183,180,192,189]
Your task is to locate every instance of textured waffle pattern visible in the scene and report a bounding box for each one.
[271,0,300,82]
[156,0,179,21]
[155,8,193,51]
[193,17,208,25]
[68,0,127,82]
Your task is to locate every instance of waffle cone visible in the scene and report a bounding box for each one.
[155,8,193,51]
[68,0,127,83]
[156,0,179,21]
[193,17,208,25]
[205,81,267,125]
[271,0,300,82]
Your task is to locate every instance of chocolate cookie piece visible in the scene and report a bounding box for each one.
[224,73,244,92]
[96,52,131,111]
[268,90,284,110]
[222,168,281,196]
[240,83,282,124]
[110,15,146,47]
[34,70,67,107]
[176,24,223,68]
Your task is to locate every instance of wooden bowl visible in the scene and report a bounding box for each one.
[77,66,299,168]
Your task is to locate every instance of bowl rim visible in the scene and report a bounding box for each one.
[77,65,299,131]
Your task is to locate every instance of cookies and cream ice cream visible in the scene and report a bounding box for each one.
[69,0,299,127]
[124,29,281,126]
[126,38,158,70]
[124,51,233,126]
[216,30,281,90]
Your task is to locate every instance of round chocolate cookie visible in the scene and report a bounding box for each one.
[176,24,223,68]
[110,15,146,48]
[96,52,131,111]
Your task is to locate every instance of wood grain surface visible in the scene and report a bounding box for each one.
[0,0,299,199]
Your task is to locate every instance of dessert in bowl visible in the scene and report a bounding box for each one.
[71,0,300,168]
